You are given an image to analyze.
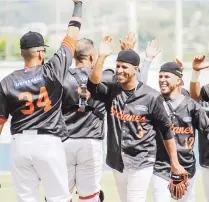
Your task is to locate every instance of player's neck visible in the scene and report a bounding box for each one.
[121,79,137,91]
[76,60,92,69]
[24,59,42,68]
[169,89,182,100]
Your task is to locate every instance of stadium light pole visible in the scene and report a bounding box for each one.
[176,0,183,61]
[128,0,139,53]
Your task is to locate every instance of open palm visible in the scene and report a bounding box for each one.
[99,36,113,57]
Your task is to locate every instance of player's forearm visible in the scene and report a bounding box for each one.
[190,70,201,100]
[67,1,82,40]
[89,55,107,84]
[139,58,152,84]
[164,138,180,168]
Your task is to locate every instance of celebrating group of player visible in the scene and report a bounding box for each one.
[0,0,209,202]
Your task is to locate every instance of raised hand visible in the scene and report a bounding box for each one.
[119,32,136,50]
[174,58,184,71]
[192,55,209,71]
[99,35,113,57]
[145,39,162,60]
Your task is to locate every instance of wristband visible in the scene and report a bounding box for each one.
[191,69,200,82]
[68,20,81,29]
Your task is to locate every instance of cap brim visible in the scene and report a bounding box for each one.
[44,44,49,47]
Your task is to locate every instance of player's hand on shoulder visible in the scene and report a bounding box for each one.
[119,32,136,51]
[192,55,209,71]
[99,35,113,57]
[145,39,162,60]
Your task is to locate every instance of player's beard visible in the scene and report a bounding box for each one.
[42,58,45,65]
[161,84,176,98]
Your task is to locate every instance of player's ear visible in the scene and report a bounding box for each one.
[177,77,182,86]
[89,54,94,63]
[135,66,139,72]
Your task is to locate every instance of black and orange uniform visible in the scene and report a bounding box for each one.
[154,95,209,180]
[0,36,76,137]
[87,79,173,172]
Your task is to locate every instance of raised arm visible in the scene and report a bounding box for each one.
[140,39,162,83]
[119,33,162,84]
[47,0,84,83]
[66,0,82,41]
[190,55,209,100]
[89,36,112,84]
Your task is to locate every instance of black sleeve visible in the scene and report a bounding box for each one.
[200,85,209,102]
[46,37,76,84]
[87,70,115,101]
[199,100,209,117]
[151,95,174,140]
[87,79,111,103]
[0,82,9,123]
[192,100,209,134]
[46,46,73,84]
[181,88,190,97]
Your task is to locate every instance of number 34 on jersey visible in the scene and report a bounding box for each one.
[18,86,52,115]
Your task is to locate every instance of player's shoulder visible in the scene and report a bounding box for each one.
[1,67,43,89]
[1,69,23,83]
[141,83,161,98]
[202,83,209,90]
[68,66,91,76]
[185,95,202,111]
[0,69,23,91]
[181,88,190,97]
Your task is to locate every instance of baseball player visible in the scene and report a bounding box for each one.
[87,36,186,202]
[189,55,209,202]
[61,37,109,202]
[61,32,158,202]
[0,1,83,201]
[151,62,209,202]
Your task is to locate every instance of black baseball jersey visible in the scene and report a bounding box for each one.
[154,96,209,180]
[87,79,173,172]
[198,84,209,167]
[62,67,113,139]
[0,37,76,137]
[181,88,190,97]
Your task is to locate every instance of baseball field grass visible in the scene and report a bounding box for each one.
[0,170,206,202]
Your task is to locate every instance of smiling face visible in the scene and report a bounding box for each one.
[115,61,138,84]
[159,72,182,96]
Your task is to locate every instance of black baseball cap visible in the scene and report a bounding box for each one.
[20,31,49,49]
[116,49,140,66]
[160,62,183,78]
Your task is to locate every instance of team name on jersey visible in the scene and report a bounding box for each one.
[14,74,45,89]
[170,123,194,135]
[111,105,147,122]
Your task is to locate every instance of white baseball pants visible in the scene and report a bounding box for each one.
[113,167,153,202]
[63,138,103,202]
[151,174,196,202]
[201,167,209,202]
[10,132,70,202]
